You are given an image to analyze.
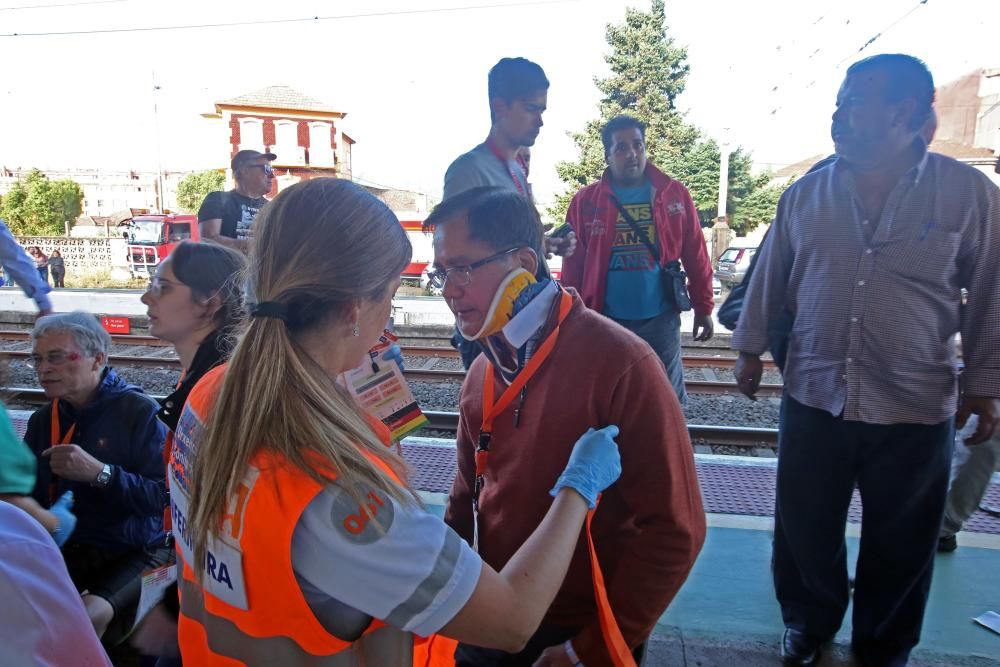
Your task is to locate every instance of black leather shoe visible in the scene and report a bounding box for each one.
[781,628,823,665]
[937,534,957,552]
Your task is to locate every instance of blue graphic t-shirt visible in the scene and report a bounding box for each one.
[603,182,669,320]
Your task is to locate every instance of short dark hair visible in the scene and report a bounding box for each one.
[846,54,935,129]
[602,115,646,155]
[424,187,545,277]
[488,58,549,121]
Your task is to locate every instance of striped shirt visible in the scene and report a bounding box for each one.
[732,150,1000,425]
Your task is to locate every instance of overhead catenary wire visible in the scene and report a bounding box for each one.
[765,0,933,117]
[0,0,122,11]
[0,0,578,38]
[835,0,930,67]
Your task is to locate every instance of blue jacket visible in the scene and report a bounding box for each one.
[27,368,167,551]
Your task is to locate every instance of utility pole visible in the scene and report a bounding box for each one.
[711,129,733,265]
[152,72,165,213]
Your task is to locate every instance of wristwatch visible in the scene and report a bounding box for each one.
[93,463,113,488]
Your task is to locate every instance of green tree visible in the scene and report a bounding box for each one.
[550,0,777,233]
[176,169,225,213]
[729,178,789,234]
[0,169,83,236]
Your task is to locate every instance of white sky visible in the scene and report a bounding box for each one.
[0,0,997,208]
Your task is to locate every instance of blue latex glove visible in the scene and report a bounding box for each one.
[381,343,404,371]
[550,426,622,508]
[49,490,76,547]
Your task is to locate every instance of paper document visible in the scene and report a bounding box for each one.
[133,564,178,630]
[343,326,428,441]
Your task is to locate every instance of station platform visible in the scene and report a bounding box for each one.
[0,286,726,331]
[404,438,1000,666]
[7,413,998,665]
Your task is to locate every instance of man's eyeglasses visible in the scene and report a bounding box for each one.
[26,351,82,368]
[427,247,521,290]
[245,164,275,176]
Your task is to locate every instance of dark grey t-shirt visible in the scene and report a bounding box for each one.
[443,143,530,201]
[197,190,267,240]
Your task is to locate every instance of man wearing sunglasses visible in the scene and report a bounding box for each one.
[198,149,276,254]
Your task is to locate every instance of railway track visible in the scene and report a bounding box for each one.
[0,331,781,394]
[2,387,779,449]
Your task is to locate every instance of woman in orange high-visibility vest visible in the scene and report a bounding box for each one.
[172,178,623,666]
[130,241,247,662]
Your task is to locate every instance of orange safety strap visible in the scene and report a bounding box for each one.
[475,290,574,486]
[586,503,637,666]
[48,399,77,503]
[50,399,77,446]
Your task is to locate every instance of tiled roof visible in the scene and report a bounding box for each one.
[928,140,996,160]
[771,154,827,179]
[217,85,343,114]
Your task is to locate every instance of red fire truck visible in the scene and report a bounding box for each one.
[121,212,200,275]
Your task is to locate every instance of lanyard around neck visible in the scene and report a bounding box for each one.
[485,138,526,196]
[48,400,77,504]
[50,399,76,446]
[475,290,573,504]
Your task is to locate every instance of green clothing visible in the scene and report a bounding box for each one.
[0,405,36,495]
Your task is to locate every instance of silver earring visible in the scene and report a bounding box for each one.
[352,324,360,337]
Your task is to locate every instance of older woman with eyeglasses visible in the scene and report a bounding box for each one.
[22,311,170,644]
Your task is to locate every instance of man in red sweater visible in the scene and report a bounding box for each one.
[561,115,715,404]
[426,186,706,666]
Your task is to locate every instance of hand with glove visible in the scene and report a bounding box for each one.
[550,425,622,508]
[380,343,405,371]
[49,490,77,547]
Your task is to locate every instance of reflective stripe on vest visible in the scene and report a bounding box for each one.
[180,577,414,666]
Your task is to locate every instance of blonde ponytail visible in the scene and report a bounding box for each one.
[189,179,417,575]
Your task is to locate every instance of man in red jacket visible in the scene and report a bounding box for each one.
[427,186,706,666]
[561,115,715,403]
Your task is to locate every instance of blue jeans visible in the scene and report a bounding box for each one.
[611,310,686,404]
[773,395,953,666]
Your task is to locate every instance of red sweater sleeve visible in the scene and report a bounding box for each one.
[573,349,707,664]
[560,192,587,290]
[443,381,478,544]
[677,186,715,316]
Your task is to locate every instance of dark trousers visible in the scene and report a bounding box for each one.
[611,310,686,404]
[455,624,646,666]
[774,396,953,667]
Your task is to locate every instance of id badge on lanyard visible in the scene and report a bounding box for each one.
[471,290,573,552]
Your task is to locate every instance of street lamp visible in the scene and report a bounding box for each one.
[712,129,733,265]
[152,74,165,213]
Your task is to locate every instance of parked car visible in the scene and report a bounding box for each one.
[716,246,758,288]
[421,267,443,296]
[713,275,723,300]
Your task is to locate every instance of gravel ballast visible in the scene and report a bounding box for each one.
[6,361,781,453]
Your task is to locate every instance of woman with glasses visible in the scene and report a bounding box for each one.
[197,149,276,255]
[130,241,246,664]
[171,178,622,665]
